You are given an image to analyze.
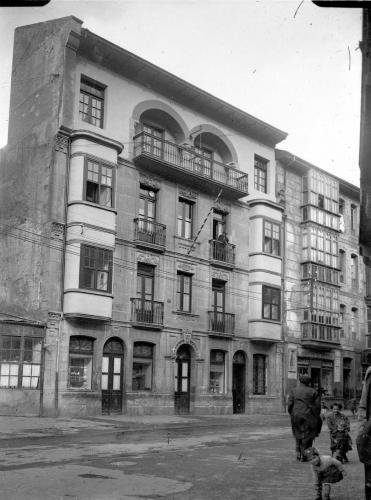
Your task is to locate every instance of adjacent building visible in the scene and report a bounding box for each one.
[0,16,365,417]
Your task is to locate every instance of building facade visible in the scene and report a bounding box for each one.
[0,16,290,417]
[277,151,366,405]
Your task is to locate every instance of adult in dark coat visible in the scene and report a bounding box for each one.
[287,375,322,461]
[358,366,371,499]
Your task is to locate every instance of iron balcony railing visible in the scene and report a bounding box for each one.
[134,218,166,247]
[208,311,235,335]
[209,239,235,265]
[130,298,164,327]
[133,132,248,194]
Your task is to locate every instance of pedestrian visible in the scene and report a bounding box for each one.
[357,365,371,500]
[350,397,358,419]
[321,401,329,422]
[303,447,344,500]
[327,403,352,463]
[287,374,322,461]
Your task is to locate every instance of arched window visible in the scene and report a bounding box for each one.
[68,336,94,389]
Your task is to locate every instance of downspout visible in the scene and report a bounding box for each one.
[281,164,287,413]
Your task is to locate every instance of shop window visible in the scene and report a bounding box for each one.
[68,336,94,389]
[209,350,225,394]
[79,76,105,128]
[0,335,42,389]
[79,244,113,293]
[177,272,192,312]
[263,220,280,256]
[262,285,281,321]
[84,159,113,207]
[254,155,268,193]
[132,342,153,391]
[253,354,267,395]
[177,198,194,239]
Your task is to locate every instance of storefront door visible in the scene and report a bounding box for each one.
[174,345,191,414]
[232,351,246,414]
[102,338,124,414]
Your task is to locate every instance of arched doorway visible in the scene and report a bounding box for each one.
[233,351,246,414]
[102,338,124,415]
[174,345,191,415]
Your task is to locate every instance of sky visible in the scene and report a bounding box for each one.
[0,0,363,186]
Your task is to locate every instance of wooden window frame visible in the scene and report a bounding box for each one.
[79,244,113,293]
[68,336,94,390]
[253,354,267,395]
[79,76,105,128]
[177,272,192,313]
[83,157,114,208]
[263,219,281,256]
[262,285,281,321]
[177,197,194,239]
[254,155,268,193]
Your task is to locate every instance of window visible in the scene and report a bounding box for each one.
[212,210,227,240]
[262,286,281,321]
[209,350,225,394]
[254,156,268,193]
[132,342,153,391]
[340,304,345,338]
[85,159,113,207]
[339,249,346,283]
[0,335,42,389]
[79,245,113,293]
[351,204,357,231]
[253,354,266,395]
[79,76,105,128]
[351,307,358,338]
[351,254,358,288]
[143,124,163,157]
[68,336,94,389]
[263,220,280,256]
[177,198,194,239]
[194,145,213,176]
[339,198,344,215]
[177,272,192,312]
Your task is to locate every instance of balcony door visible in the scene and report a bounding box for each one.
[136,263,154,323]
[212,210,226,239]
[211,279,225,331]
[174,345,191,414]
[102,338,124,415]
[143,124,163,157]
[139,186,156,242]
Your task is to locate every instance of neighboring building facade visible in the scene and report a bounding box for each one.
[359,9,371,379]
[277,151,366,405]
[0,17,288,417]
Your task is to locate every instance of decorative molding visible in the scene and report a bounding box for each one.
[178,188,198,200]
[47,311,62,331]
[171,335,201,360]
[182,328,192,343]
[212,270,229,281]
[55,134,69,154]
[137,252,159,266]
[50,222,65,240]
[176,261,195,274]
[139,174,160,191]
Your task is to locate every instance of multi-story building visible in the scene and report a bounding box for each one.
[277,150,366,404]
[0,16,288,416]
[359,9,371,376]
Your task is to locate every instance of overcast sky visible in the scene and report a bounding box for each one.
[0,0,363,186]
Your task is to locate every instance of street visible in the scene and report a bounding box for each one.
[0,413,365,500]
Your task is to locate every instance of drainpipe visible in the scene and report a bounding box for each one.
[281,211,287,412]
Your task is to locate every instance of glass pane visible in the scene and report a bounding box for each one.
[10,364,18,376]
[181,378,188,392]
[23,364,31,376]
[102,356,109,373]
[0,376,9,387]
[0,364,9,375]
[9,376,18,387]
[22,377,31,388]
[114,357,121,374]
[101,374,108,390]
[182,362,188,376]
[96,271,108,291]
[113,374,120,390]
[100,186,112,207]
[30,377,39,389]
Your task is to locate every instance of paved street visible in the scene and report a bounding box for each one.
[0,412,365,500]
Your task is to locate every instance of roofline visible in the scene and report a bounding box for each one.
[79,28,288,147]
[276,149,359,198]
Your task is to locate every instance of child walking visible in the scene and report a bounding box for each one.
[304,447,344,500]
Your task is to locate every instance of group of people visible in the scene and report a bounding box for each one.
[287,374,363,500]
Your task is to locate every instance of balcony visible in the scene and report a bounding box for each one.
[134,218,166,252]
[209,240,235,268]
[133,132,248,199]
[130,298,164,329]
[301,323,340,350]
[208,311,235,337]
